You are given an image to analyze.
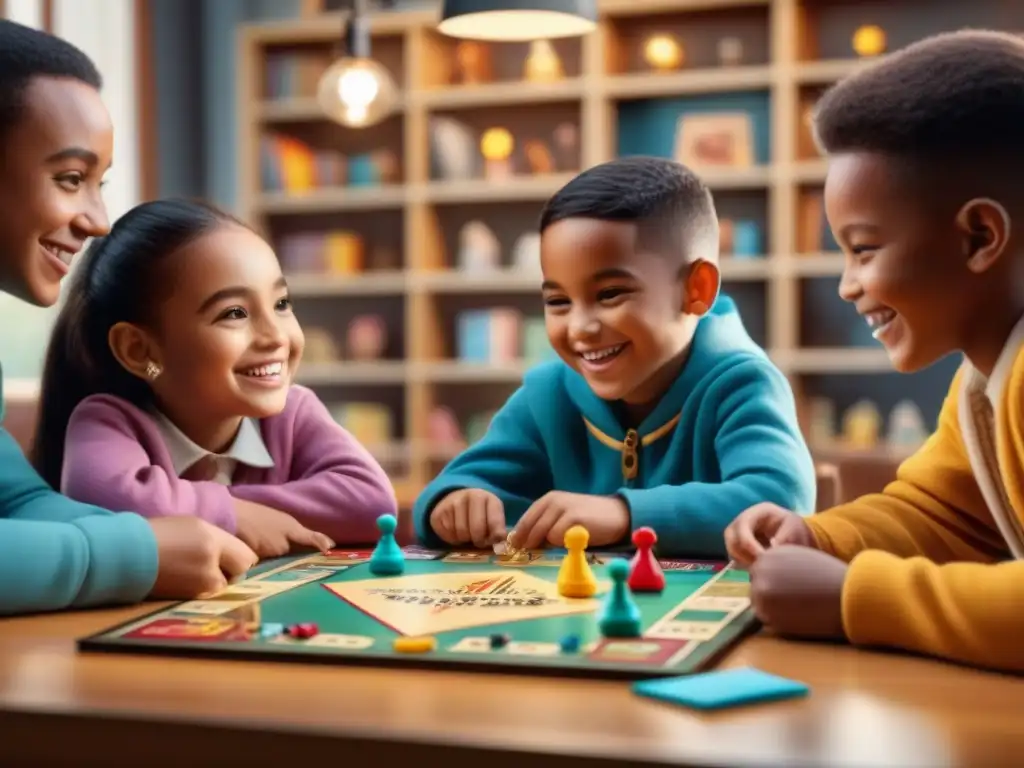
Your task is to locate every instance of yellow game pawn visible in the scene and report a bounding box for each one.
[558,525,598,598]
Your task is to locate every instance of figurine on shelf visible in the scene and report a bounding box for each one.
[303,327,340,363]
[346,315,387,360]
[807,397,836,446]
[480,127,514,180]
[453,41,493,85]
[512,232,541,273]
[524,138,555,175]
[325,230,364,274]
[643,34,683,71]
[457,220,501,272]
[717,36,743,66]
[852,25,887,57]
[428,406,465,447]
[552,122,579,172]
[719,218,734,255]
[524,39,564,82]
[888,400,927,447]
[842,400,882,449]
[371,149,400,184]
[430,116,477,180]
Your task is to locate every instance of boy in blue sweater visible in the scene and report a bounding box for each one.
[0,20,258,614]
[415,157,815,556]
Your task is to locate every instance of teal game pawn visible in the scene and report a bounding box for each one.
[369,514,405,575]
[598,559,642,637]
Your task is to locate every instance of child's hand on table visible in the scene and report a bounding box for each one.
[509,492,630,550]
[748,545,848,641]
[232,499,334,559]
[429,489,506,548]
[148,517,258,598]
[724,502,817,568]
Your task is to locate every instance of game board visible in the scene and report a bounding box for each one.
[78,546,758,679]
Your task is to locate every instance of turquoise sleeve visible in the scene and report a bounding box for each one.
[412,387,553,546]
[0,428,158,614]
[618,358,816,557]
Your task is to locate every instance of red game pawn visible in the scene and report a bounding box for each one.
[627,527,665,592]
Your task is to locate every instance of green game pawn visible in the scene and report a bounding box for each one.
[598,559,642,637]
[369,514,405,575]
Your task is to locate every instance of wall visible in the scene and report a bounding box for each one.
[0,0,141,390]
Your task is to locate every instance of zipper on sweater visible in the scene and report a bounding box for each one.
[622,428,639,482]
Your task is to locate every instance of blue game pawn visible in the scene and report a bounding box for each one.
[369,514,405,575]
[598,558,642,637]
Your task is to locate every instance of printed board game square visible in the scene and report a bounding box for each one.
[659,560,724,572]
[507,641,561,656]
[324,570,600,636]
[717,568,751,582]
[442,552,491,563]
[686,596,749,612]
[703,582,750,599]
[123,618,244,641]
[588,638,691,665]
[676,609,730,622]
[646,621,721,641]
[172,600,251,616]
[449,636,492,653]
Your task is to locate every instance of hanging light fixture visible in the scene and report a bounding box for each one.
[317,0,399,128]
[437,0,597,42]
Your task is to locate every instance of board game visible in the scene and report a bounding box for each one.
[79,541,758,680]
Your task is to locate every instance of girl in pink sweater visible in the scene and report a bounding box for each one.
[32,198,398,558]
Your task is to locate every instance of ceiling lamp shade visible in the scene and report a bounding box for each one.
[437,0,597,41]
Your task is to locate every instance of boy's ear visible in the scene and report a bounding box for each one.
[108,322,160,381]
[957,197,1011,274]
[681,259,720,316]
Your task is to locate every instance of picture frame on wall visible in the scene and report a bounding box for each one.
[674,112,755,168]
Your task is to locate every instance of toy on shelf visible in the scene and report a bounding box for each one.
[453,41,492,84]
[807,397,836,446]
[717,36,743,66]
[643,34,683,71]
[427,406,465,447]
[853,25,887,57]
[522,316,557,365]
[512,232,541,273]
[303,327,340,363]
[842,400,882,449]
[481,127,514,180]
[524,40,564,82]
[430,116,477,180]
[732,220,762,258]
[346,314,387,360]
[325,231,364,274]
[371,149,400,184]
[524,139,555,175]
[552,122,579,172]
[888,400,927,447]
[457,221,501,272]
[331,402,393,449]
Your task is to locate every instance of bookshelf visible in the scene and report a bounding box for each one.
[237,0,989,508]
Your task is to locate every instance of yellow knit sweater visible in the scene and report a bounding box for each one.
[806,357,1024,673]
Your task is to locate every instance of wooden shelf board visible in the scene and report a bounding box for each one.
[419,80,585,109]
[721,258,771,280]
[600,0,770,18]
[776,348,891,373]
[254,185,407,214]
[605,66,773,100]
[286,271,408,296]
[416,361,531,383]
[789,253,844,277]
[412,270,541,293]
[296,361,408,385]
[795,58,879,85]
[420,174,575,204]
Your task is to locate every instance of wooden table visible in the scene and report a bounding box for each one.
[0,605,1021,768]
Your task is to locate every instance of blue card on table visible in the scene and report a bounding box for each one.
[632,667,809,711]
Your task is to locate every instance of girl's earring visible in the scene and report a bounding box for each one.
[145,361,162,380]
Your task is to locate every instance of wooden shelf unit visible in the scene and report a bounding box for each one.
[237,0,988,506]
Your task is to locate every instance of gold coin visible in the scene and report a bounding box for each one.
[393,636,437,653]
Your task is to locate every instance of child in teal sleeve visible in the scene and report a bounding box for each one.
[0,19,256,614]
[414,157,815,557]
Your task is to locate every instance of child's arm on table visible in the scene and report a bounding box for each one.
[61,397,238,531]
[749,373,1020,672]
[229,387,398,544]
[621,357,816,557]
[413,387,552,548]
[0,426,157,614]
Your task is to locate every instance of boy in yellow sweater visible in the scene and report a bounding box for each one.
[724,29,1024,674]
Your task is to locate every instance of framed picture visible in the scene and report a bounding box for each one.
[674,112,755,168]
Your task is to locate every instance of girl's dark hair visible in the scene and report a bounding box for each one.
[31,197,243,490]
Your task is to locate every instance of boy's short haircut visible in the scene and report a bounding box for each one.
[539,155,719,264]
[0,19,102,139]
[813,30,1024,190]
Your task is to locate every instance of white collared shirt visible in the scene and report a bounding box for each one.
[958,313,1024,559]
[152,411,275,485]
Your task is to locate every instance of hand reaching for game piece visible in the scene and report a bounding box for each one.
[232,499,335,559]
[748,545,848,641]
[724,503,817,568]
[148,517,258,599]
[509,492,630,551]
[429,488,506,548]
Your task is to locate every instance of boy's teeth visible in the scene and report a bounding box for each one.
[244,362,283,377]
[581,344,624,361]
